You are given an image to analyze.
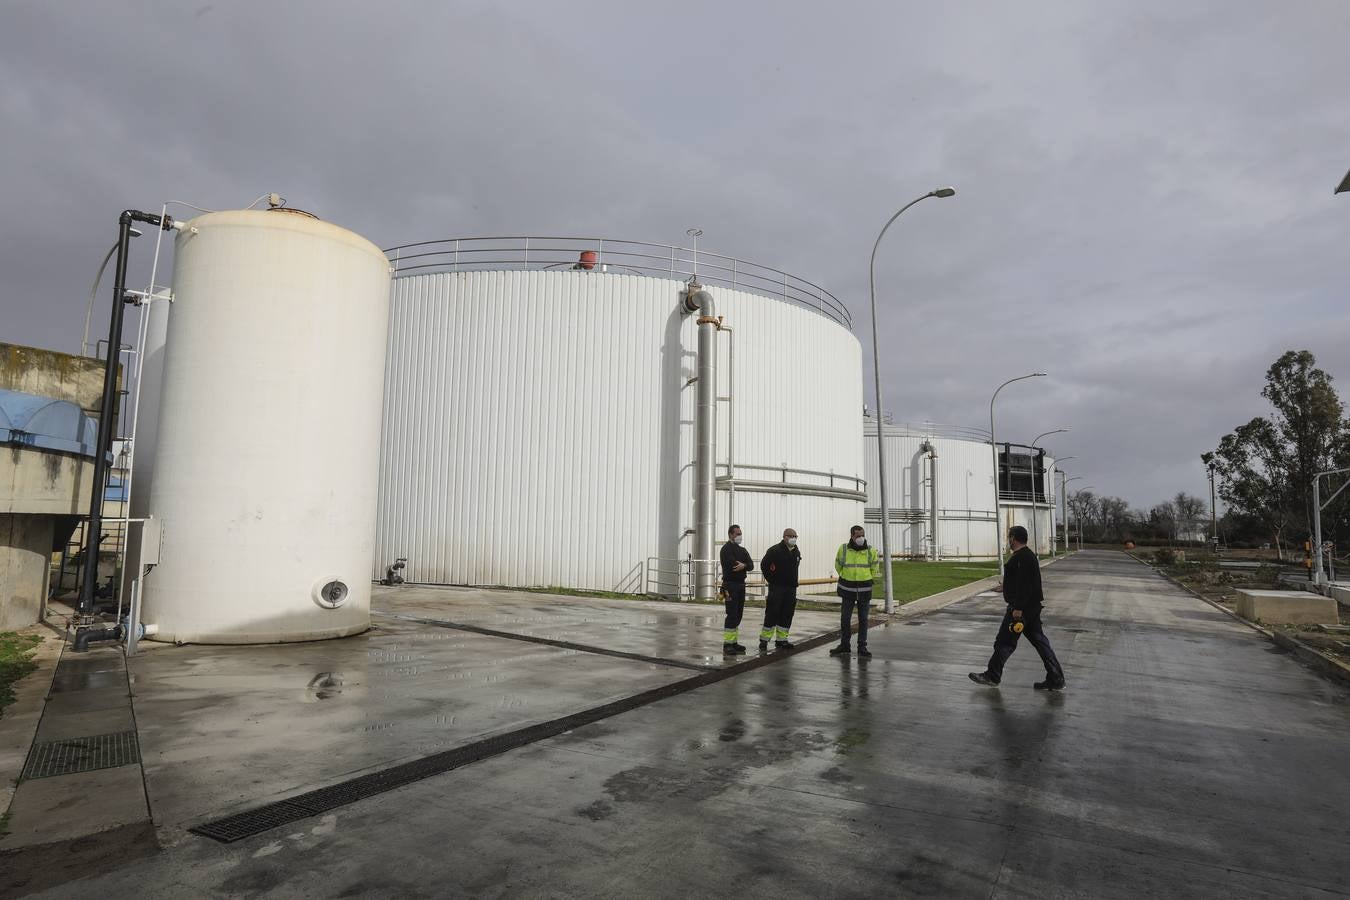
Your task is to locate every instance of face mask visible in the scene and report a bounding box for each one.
[733,536,742,544]
[853,537,865,546]
[786,537,797,547]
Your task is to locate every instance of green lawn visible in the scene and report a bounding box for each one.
[879,560,999,605]
[0,632,42,717]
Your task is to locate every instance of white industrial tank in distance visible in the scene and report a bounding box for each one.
[142,207,391,643]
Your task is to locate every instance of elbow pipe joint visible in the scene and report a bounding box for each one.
[73,624,123,653]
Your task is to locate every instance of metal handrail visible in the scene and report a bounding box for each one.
[863,418,994,442]
[715,462,867,494]
[383,235,852,329]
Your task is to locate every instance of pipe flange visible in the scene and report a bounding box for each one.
[313,578,350,609]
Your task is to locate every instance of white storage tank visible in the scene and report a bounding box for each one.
[142,208,391,643]
[374,238,864,595]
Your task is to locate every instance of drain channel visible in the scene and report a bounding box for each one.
[190,628,841,843]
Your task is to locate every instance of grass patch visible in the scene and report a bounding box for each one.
[0,632,43,717]
[878,560,999,605]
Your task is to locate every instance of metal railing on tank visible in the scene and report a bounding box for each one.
[382,236,852,329]
[862,418,993,443]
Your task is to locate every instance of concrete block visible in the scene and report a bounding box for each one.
[1329,583,1350,605]
[1235,589,1339,625]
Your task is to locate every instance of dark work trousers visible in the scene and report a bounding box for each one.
[722,582,746,644]
[838,588,872,648]
[986,606,1064,683]
[760,585,799,642]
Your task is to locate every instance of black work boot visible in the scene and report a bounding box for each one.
[1034,677,1066,691]
[758,640,769,652]
[968,672,999,686]
[857,647,872,659]
[829,644,851,656]
[723,643,746,656]
[775,640,795,650]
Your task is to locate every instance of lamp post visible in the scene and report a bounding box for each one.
[989,373,1046,576]
[1075,485,1096,550]
[1029,429,1067,557]
[869,186,956,613]
[1055,457,1076,553]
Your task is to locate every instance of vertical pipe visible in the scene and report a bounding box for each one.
[1313,476,1323,587]
[692,289,717,600]
[724,327,735,531]
[79,214,134,615]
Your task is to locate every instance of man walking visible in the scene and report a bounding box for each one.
[830,525,880,658]
[759,528,802,651]
[719,524,754,656]
[969,525,1067,690]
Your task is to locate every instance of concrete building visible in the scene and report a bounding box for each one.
[0,389,98,628]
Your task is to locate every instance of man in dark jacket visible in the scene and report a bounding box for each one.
[719,524,754,656]
[759,528,802,652]
[969,525,1066,690]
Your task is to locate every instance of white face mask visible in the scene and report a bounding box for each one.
[732,535,742,544]
[853,536,865,546]
[786,537,797,547]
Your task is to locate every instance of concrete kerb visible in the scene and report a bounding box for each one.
[1147,561,1350,689]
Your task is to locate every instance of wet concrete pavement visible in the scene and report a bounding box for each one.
[123,589,840,840]
[32,552,1350,898]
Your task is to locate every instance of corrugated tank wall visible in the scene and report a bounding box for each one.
[374,270,863,591]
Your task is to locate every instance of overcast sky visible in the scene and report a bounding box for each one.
[3,0,1347,509]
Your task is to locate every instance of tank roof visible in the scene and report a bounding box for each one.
[383,235,851,329]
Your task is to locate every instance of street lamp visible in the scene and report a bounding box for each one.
[869,186,957,613]
[1062,474,1082,553]
[1074,485,1096,550]
[989,373,1046,576]
[1029,429,1068,557]
[1056,459,1077,552]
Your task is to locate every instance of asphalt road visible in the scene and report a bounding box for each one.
[34,551,1350,899]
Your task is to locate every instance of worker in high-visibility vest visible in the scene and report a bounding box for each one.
[830,525,881,658]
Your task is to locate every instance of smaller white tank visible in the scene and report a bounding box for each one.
[142,207,391,643]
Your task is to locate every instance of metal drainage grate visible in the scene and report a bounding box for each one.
[23,731,140,779]
[191,627,845,843]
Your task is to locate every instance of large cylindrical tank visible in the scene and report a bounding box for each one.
[142,209,391,643]
[374,268,863,592]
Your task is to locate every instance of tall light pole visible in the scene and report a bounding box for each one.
[1055,457,1077,553]
[1062,474,1083,553]
[1075,485,1096,550]
[989,373,1046,576]
[869,186,957,613]
[1029,429,1067,557]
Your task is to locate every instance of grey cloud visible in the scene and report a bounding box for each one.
[2,0,1347,509]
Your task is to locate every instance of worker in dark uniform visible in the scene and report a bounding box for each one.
[759,528,802,651]
[969,525,1067,690]
[719,524,754,656]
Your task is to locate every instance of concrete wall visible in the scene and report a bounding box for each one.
[0,514,52,629]
[2,446,94,515]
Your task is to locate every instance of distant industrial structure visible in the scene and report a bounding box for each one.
[863,417,1059,559]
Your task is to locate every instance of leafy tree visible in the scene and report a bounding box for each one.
[1208,351,1349,557]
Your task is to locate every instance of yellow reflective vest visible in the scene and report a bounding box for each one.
[835,543,881,587]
